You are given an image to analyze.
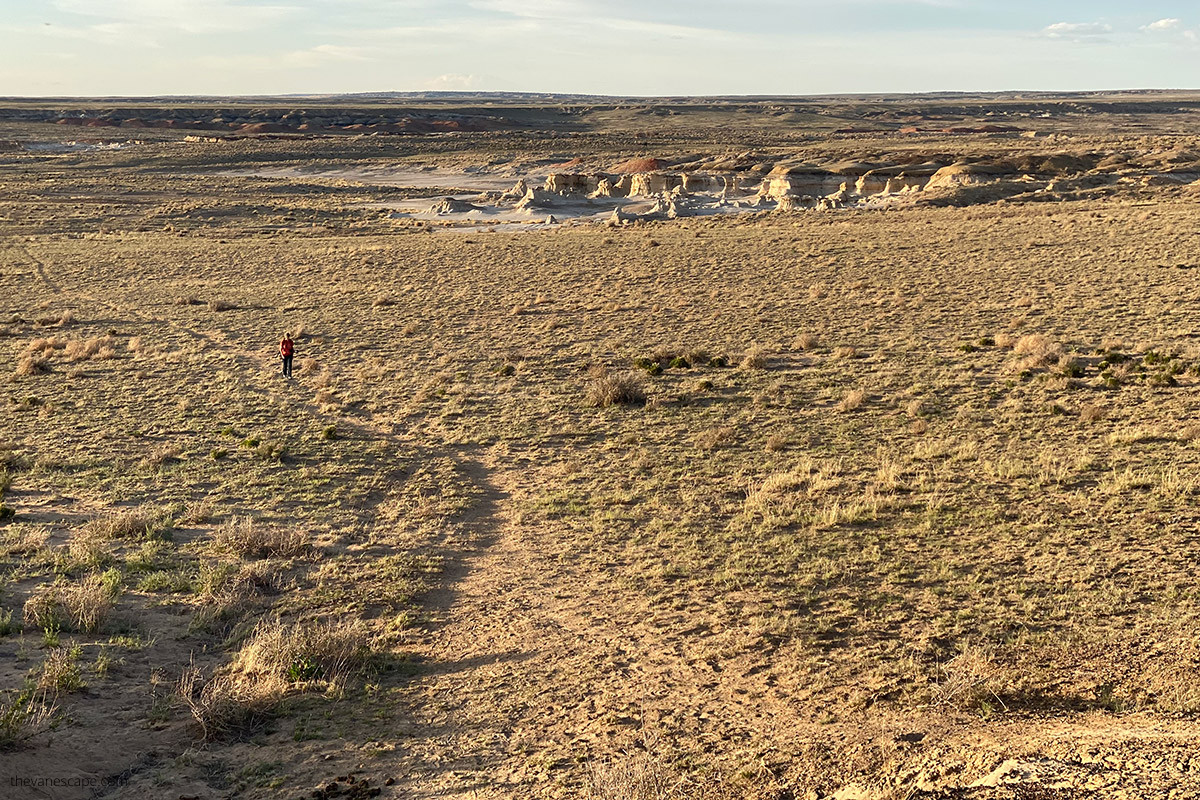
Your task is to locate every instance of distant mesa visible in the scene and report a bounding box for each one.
[611,157,665,173]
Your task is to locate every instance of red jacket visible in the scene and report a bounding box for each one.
[280,338,294,357]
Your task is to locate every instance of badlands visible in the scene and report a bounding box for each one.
[4,92,1200,800]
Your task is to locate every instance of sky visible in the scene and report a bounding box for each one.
[1,0,1199,97]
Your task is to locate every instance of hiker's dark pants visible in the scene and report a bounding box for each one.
[282,355,293,377]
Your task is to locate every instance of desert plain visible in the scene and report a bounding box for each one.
[4,92,1200,799]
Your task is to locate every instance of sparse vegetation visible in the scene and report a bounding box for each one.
[212,517,312,559]
[4,95,1200,797]
[586,369,647,407]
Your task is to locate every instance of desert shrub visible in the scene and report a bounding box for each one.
[255,440,285,462]
[0,504,14,523]
[0,687,56,750]
[190,561,280,633]
[22,586,65,631]
[633,357,663,376]
[213,517,311,559]
[1011,334,1062,367]
[586,370,647,408]
[0,524,48,557]
[0,610,15,637]
[137,570,193,593]
[1057,355,1085,378]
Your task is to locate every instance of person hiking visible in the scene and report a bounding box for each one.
[280,333,294,378]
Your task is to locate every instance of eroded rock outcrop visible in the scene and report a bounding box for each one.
[629,172,685,197]
[501,179,530,202]
[429,197,479,215]
[515,187,563,211]
[544,173,610,194]
[757,166,847,202]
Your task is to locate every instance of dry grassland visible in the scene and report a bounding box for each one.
[4,133,1200,799]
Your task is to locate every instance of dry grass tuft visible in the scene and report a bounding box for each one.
[34,311,74,328]
[213,517,312,559]
[587,751,682,800]
[177,665,287,742]
[696,425,737,450]
[14,355,50,377]
[928,647,1009,711]
[0,688,57,749]
[25,337,66,354]
[794,333,819,351]
[81,508,166,541]
[140,444,182,470]
[64,336,117,362]
[837,389,866,413]
[232,618,369,684]
[586,370,647,408]
[179,618,370,740]
[38,648,84,693]
[740,346,767,370]
[23,573,119,633]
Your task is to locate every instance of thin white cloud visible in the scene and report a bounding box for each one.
[196,43,376,70]
[1143,18,1182,32]
[425,73,479,90]
[467,0,747,43]
[1042,22,1112,39]
[50,0,299,34]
